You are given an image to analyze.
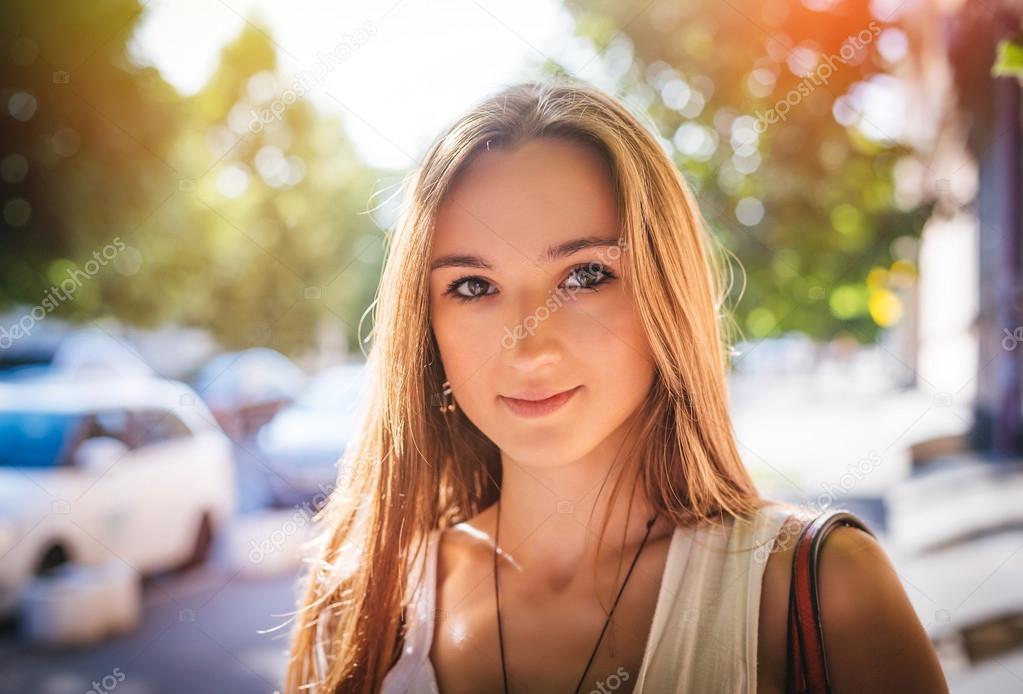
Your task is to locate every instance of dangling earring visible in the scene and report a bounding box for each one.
[438,379,457,414]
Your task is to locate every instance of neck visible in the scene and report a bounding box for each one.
[490,418,667,589]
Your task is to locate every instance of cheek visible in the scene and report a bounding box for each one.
[568,290,649,355]
[563,295,655,397]
[431,302,498,392]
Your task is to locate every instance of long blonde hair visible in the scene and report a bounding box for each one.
[283,77,762,693]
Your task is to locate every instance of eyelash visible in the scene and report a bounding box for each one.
[443,263,618,304]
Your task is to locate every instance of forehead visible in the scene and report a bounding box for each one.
[431,137,618,258]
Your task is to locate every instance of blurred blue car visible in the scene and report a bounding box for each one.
[255,363,368,508]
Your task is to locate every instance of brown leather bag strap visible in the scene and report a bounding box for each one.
[785,509,876,694]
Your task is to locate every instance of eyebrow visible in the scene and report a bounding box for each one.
[429,235,621,272]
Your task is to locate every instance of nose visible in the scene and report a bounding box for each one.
[498,298,564,371]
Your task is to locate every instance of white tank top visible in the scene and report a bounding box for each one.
[381,501,801,694]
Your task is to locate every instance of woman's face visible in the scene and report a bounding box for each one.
[428,137,656,466]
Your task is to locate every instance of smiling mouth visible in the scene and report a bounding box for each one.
[499,386,581,418]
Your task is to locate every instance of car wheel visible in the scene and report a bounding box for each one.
[182,513,214,570]
[36,544,70,575]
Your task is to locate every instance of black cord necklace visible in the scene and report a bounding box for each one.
[492,499,658,694]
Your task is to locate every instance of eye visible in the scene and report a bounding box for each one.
[562,263,616,292]
[442,262,618,304]
[444,276,496,303]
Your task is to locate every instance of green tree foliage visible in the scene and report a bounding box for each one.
[2,0,937,356]
[1,1,385,355]
[1,0,181,321]
[558,0,934,345]
[993,33,1023,80]
[166,23,385,353]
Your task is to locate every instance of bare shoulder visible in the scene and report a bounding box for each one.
[435,509,497,592]
[816,525,949,693]
[758,512,949,694]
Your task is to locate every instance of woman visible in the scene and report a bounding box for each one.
[283,79,948,693]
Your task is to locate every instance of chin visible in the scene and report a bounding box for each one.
[496,434,592,468]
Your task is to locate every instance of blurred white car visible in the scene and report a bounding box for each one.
[257,363,367,507]
[0,375,236,618]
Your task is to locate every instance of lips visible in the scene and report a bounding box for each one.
[502,386,578,402]
[499,385,581,418]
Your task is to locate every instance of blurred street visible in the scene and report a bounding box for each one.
[0,558,296,693]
